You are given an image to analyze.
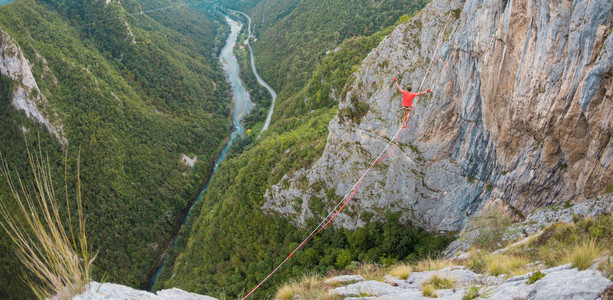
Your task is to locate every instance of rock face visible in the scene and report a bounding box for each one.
[73,282,217,300]
[264,0,613,231]
[444,194,613,256]
[329,265,611,300]
[0,27,67,146]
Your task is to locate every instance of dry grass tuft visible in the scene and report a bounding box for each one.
[486,254,529,276]
[422,283,438,298]
[356,263,386,281]
[423,274,456,289]
[567,239,603,270]
[415,257,456,272]
[0,148,95,299]
[275,273,338,300]
[275,281,303,300]
[388,262,412,279]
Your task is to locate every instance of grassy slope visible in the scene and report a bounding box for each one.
[0,0,230,296]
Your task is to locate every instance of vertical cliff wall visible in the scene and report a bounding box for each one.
[264,0,613,231]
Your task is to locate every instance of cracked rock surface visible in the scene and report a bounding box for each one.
[264,0,613,232]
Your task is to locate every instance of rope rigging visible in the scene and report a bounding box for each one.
[241,8,456,300]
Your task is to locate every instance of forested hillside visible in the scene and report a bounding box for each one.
[248,0,429,101]
[0,0,230,298]
[157,1,441,298]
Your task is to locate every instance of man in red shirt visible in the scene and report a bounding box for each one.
[394,78,430,124]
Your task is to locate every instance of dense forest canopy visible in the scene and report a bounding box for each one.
[0,0,231,297]
[247,0,429,100]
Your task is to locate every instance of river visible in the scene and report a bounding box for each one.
[0,0,14,7]
[230,9,277,135]
[148,15,254,290]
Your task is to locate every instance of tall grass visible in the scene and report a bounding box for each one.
[423,274,456,289]
[486,254,529,276]
[275,274,336,300]
[388,262,412,279]
[567,239,603,270]
[0,147,95,299]
[415,257,456,271]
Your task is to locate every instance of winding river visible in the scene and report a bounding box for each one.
[232,9,278,134]
[148,15,255,290]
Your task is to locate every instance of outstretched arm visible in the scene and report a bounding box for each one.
[394,78,403,92]
[417,89,431,96]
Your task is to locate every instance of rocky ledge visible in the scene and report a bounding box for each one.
[72,282,217,300]
[328,264,612,300]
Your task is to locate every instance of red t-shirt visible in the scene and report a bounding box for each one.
[401,91,418,107]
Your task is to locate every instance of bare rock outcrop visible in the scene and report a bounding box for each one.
[328,264,611,299]
[264,0,613,231]
[0,27,67,146]
[72,282,217,300]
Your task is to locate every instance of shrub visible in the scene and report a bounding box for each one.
[526,271,545,284]
[466,250,487,274]
[471,210,513,251]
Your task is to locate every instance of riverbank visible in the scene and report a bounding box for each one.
[0,0,14,7]
[147,15,254,291]
[229,9,277,135]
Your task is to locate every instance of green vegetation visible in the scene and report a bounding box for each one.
[470,210,513,251]
[464,215,613,277]
[526,271,545,284]
[249,0,429,102]
[275,215,613,298]
[0,0,231,296]
[230,17,272,132]
[157,3,448,297]
[466,174,475,182]
[422,283,438,298]
[599,257,613,280]
[463,285,481,300]
[423,274,455,289]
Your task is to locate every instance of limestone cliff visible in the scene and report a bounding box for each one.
[264,0,613,231]
[0,27,67,146]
